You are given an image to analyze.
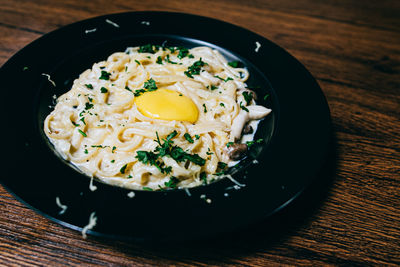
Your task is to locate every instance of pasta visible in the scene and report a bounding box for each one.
[44,45,271,190]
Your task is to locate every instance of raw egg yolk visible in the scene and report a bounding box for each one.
[134,89,199,123]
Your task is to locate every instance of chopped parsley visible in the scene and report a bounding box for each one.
[136,150,171,174]
[138,44,159,54]
[220,103,225,107]
[99,70,111,80]
[135,131,206,173]
[79,117,86,125]
[242,91,253,105]
[226,142,234,147]
[164,176,179,189]
[165,54,178,64]
[134,78,158,97]
[246,138,264,147]
[200,172,207,185]
[184,58,207,78]
[184,133,194,143]
[84,149,88,154]
[111,160,115,163]
[217,161,227,169]
[215,75,233,82]
[23,66,29,71]
[78,129,87,137]
[100,87,108,93]
[135,59,141,65]
[125,86,132,92]
[85,102,94,110]
[228,61,240,68]
[207,85,218,91]
[176,47,191,59]
[85,84,93,89]
[264,94,270,100]
[112,146,116,153]
[239,101,249,112]
[91,145,109,148]
[195,135,200,140]
[142,187,153,191]
[120,164,128,174]
[156,56,163,64]
[203,103,207,113]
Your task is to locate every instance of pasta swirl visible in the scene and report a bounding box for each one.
[44,45,271,190]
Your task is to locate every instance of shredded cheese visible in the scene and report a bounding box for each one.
[184,188,191,197]
[81,211,97,239]
[55,197,67,215]
[89,176,97,191]
[127,191,135,198]
[141,21,150,26]
[41,73,56,87]
[255,41,261,52]
[222,174,246,187]
[85,28,97,34]
[105,19,119,28]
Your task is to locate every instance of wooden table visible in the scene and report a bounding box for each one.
[1,0,399,265]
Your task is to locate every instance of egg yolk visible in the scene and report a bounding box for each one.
[134,89,199,123]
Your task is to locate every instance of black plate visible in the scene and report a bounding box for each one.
[0,11,331,242]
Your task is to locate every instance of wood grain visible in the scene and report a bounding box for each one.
[1,0,399,266]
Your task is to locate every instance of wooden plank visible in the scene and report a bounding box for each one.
[0,0,399,266]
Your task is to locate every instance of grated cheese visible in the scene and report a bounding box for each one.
[184,188,191,197]
[222,174,246,187]
[89,176,97,191]
[41,73,56,87]
[81,211,97,239]
[127,191,135,198]
[255,41,261,52]
[105,19,119,28]
[141,21,150,26]
[85,28,97,34]
[55,197,67,215]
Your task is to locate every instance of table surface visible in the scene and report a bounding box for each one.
[1,0,399,266]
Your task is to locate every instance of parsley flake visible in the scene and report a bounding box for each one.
[99,70,111,80]
[215,75,233,82]
[120,164,128,174]
[78,129,87,137]
[184,58,207,78]
[184,133,194,143]
[228,61,240,68]
[142,187,153,191]
[138,44,159,54]
[134,78,158,97]
[242,91,253,105]
[239,101,249,112]
[164,176,179,189]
